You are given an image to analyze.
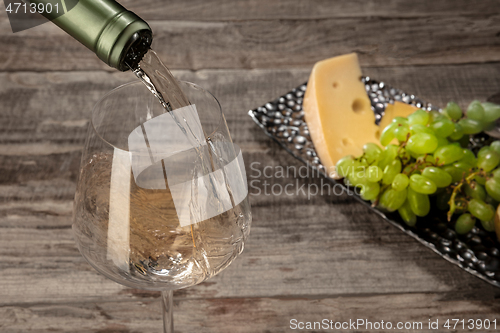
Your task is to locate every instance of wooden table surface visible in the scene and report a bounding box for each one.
[1,1,500,332]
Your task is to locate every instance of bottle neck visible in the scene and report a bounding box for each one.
[32,0,152,71]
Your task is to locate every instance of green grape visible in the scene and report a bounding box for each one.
[477,150,500,172]
[448,123,464,141]
[455,213,476,234]
[409,124,434,135]
[346,166,368,187]
[415,158,435,173]
[490,141,500,156]
[484,194,499,207]
[452,194,469,215]
[459,149,477,167]
[436,190,452,210]
[430,118,455,138]
[442,165,465,183]
[421,166,452,187]
[463,182,486,201]
[458,118,483,135]
[398,199,417,227]
[467,198,495,221]
[336,155,356,178]
[429,110,445,122]
[363,142,382,164]
[478,146,491,156]
[454,162,472,173]
[367,165,383,182]
[379,188,407,212]
[443,102,463,120]
[436,136,449,149]
[360,182,380,201]
[466,100,485,121]
[394,125,410,142]
[346,174,364,188]
[398,147,412,164]
[402,164,415,176]
[416,154,436,164]
[474,173,487,185]
[491,167,500,181]
[382,159,402,185]
[378,144,398,170]
[360,158,369,166]
[408,109,430,126]
[409,174,437,194]
[485,177,500,202]
[433,145,465,165]
[407,187,431,217]
[482,102,500,122]
[483,121,495,132]
[392,116,409,126]
[406,133,438,155]
[380,122,398,146]
[392,173,409,191]
[481,219,495,232]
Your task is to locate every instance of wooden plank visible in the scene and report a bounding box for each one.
[1,14,499,71]
[0,64,498,184]
[119,0,500,20]
[0,63,498,187]
[1,0,497,23]
[1,292,499,332]
[0,64,499,146]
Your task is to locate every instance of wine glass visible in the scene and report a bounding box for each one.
[73,80,251,332]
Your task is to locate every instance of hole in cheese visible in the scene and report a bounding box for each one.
[332,82,339,88]
[341,138,353,146]
[375,130,381,140]
[352,98,365,114]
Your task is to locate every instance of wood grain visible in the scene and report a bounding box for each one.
[120,0,500,20]
[1,1,500,327]
[2,0,499,26]
[0,64,499,147]
[1,292,499,332]
[0,64,499,185]
[1,13,499,71]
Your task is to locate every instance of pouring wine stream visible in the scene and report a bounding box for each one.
[128,50,241,262]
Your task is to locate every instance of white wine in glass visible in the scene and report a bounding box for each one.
[73,80,251,332]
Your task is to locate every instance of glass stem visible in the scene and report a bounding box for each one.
[161,290,174,333]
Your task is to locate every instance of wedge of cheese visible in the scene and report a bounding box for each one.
[303,53,417,178]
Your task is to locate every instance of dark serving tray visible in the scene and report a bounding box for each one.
[248,77,500,288]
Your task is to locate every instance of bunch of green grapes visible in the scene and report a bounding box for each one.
[336,100,500,236]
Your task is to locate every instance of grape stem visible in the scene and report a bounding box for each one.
[401,154,437,176]
[446,170,484,221]
[371,183,391,208]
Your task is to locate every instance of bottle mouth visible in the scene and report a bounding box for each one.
[95,11,152,71]
[119,29,153,71]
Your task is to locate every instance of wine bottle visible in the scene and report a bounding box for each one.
[30,0,152,70]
